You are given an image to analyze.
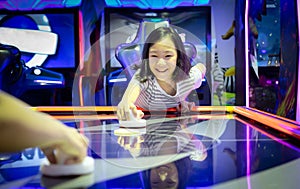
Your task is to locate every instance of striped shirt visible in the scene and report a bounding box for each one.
[139,119,199,157]
[132,66,203,110]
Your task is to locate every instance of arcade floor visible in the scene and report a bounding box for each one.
[0,106,300,189]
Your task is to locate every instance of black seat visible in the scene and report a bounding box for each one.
[0,43,23,90]
[0,43,65,98]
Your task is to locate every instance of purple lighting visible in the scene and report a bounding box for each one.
[0,0,82,10]
[104,0,210,9]
[297,0,300,122]
[261,49,267,54]
[245,0,250,107]
[246,124,252,189]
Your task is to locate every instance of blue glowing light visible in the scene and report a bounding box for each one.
[104,0,210,9]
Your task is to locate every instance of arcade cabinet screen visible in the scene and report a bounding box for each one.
[0,10,79,105]
[104,6,211,73]
[0,10,79,70]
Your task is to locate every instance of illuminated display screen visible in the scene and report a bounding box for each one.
[0,9,79,70]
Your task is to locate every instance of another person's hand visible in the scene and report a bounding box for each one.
[41,127,89,165]
[117,102,144,120]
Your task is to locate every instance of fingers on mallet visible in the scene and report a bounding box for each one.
[125,111,130,120]
[43,148,56,164]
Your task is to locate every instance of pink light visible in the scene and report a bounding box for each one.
[297,0,300,122]
[246,1,251,188]
[245,0,250,107]
[79,120,85,134]
[246,124,252,189]
[237,116,300,154]
[78,10,85,71]
[78,10,85,107]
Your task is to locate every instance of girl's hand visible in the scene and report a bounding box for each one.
[117,135,144,157]
[117,102,144,120]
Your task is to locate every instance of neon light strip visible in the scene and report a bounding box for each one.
[236,116,300,153]
[234,107,300,139]
[52,115,117,120]
[78,10,85,106]
[244,3,252,178]
[33,80,63,84]
[32,106,234,113]
[297,0,300,122]
[104,0,210,8]
[33,106,118,112]
[78,10,84,71]
[192,106,234,113]
[78,75,84,106]
[51,114,233,121]
[195,114,234,119]
[246,124,252,189]
[244,107,300,125]
[245,0,250,107]
[234,107,299,130]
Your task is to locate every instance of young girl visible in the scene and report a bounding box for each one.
[117,27,206,120]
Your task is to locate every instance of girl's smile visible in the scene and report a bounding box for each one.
[149,37,177,83]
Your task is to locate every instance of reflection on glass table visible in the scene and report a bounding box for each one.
[1,112,300,188]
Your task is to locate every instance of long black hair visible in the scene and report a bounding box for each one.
[135,27,191,83]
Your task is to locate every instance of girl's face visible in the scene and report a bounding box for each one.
[148,37,178,82]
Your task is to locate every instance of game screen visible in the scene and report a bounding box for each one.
[0,9,78,70]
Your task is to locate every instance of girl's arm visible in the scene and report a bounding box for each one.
[0,91,88,164]
[117,77,143,120]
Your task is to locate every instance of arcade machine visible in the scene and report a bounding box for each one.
[0,8,80,105]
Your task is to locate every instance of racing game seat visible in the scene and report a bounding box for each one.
[0,43,64,98]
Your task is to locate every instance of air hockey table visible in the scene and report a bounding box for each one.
[0,106,300,189]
